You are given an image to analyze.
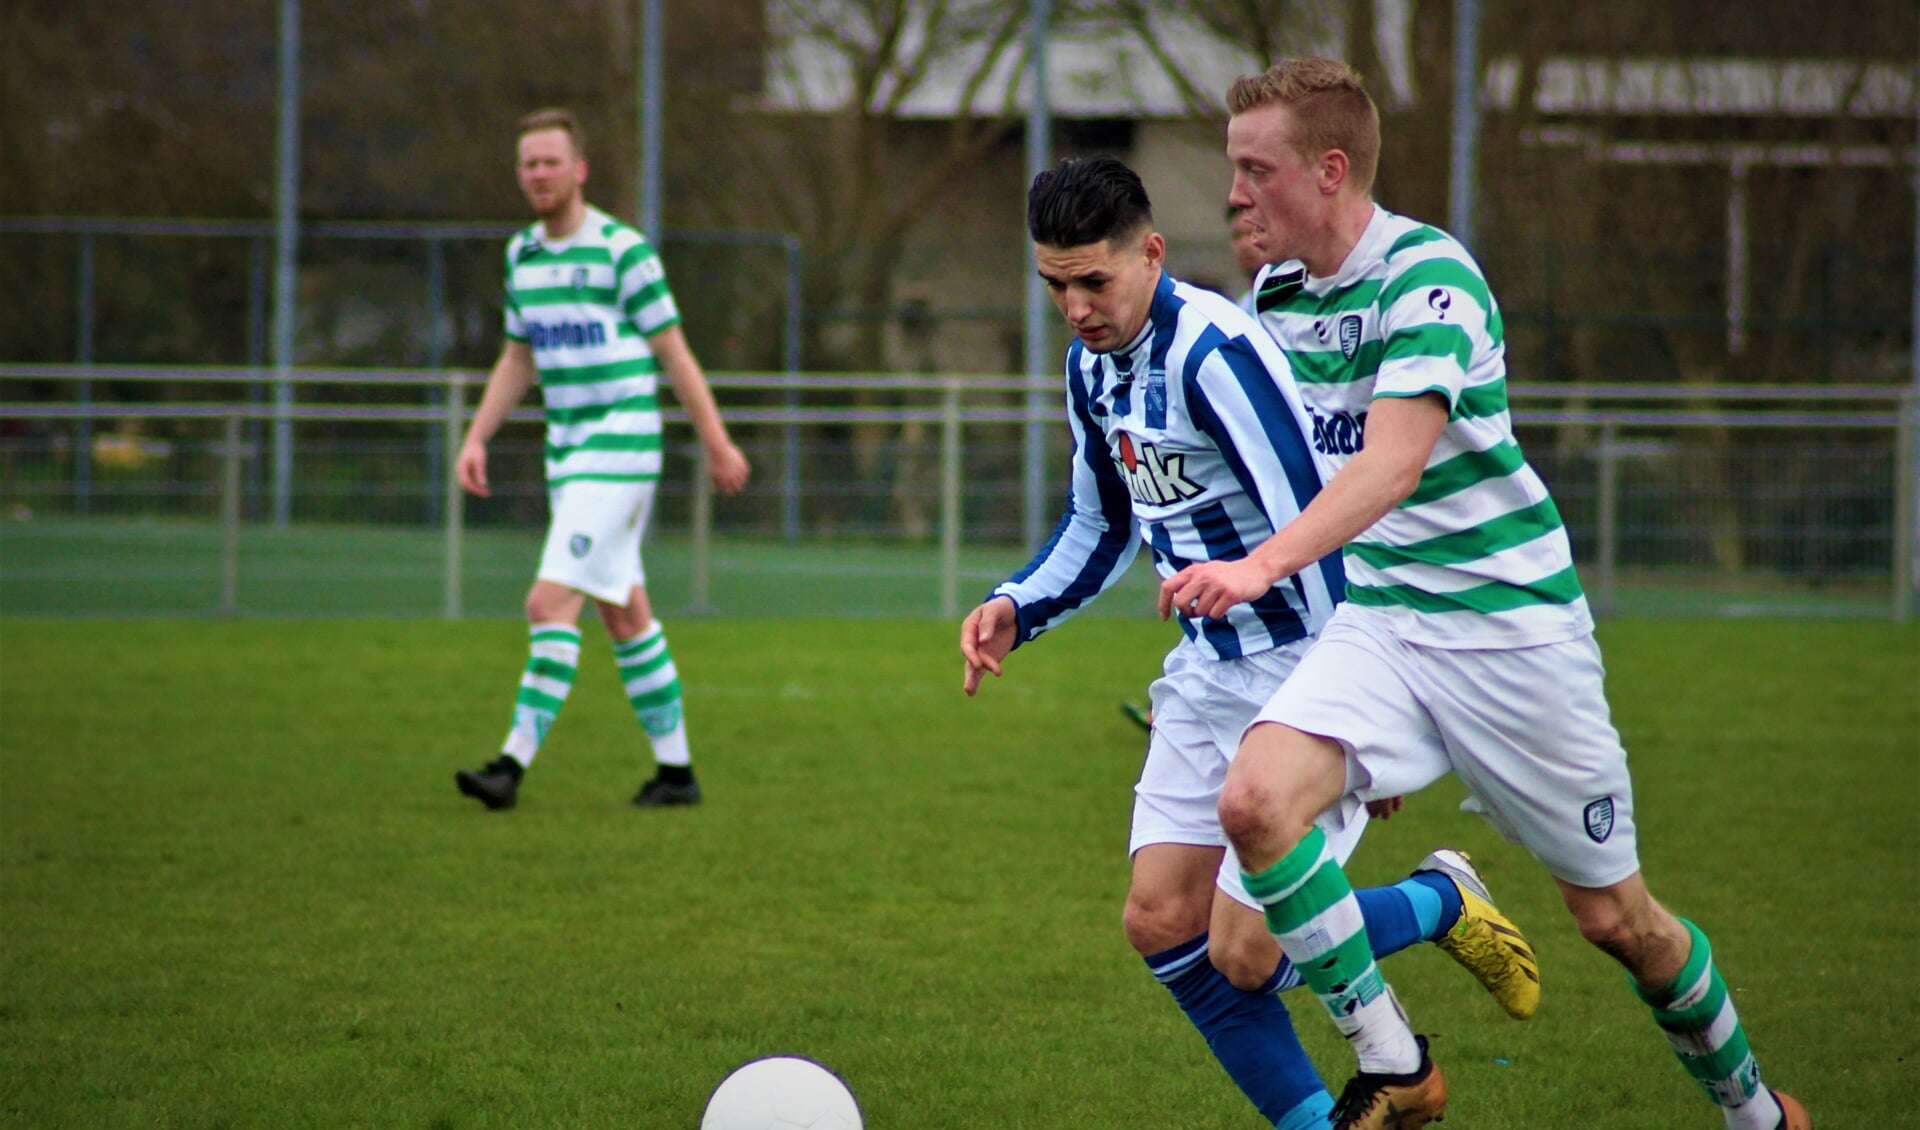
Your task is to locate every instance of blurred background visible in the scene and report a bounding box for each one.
[2,0,1915,620]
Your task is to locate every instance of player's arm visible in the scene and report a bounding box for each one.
[962,366,1137,693]
[1163,258,1485,618]
[1161,392,1447,620]
[650,325,751,497]
[456,340,537,497]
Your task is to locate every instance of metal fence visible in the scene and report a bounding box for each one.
[1,367,1914,621]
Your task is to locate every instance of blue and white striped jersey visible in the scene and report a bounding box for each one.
[992,272,1344,661]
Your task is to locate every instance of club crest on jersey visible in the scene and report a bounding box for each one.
[1114,432,1201,506]
[570,266,589,289]
[1143,365,1167,419]
[1338,314,1363,360]
[1583,796,1615,843]
[568,533,593,559]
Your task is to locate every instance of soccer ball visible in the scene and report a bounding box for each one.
[699,1055,864,1130]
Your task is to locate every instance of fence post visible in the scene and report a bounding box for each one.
[940,378,962,619]
[1596,420,1619,616]
[424,236,448,525]
[689,446,712,614]
[221,411,243,616]
[1895,390,1915,623]
[74,231,96,516]
[782,234,803,542]
[443,374,465,620]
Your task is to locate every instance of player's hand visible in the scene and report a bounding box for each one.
[706,441,751,496]
[1365,796,1404,821]
[1158,557,1278,621]
[959,595,1019,696]
[456,440,490,497]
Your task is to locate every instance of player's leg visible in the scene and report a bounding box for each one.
[597,585,699,807]
[1432,636,1804,1130]
[1208,809,1451,994]
[1559,877,1804,1130]
[1128,844,1334,1130]
[1221,615,1456,1128]
[1154,832,1479,1128]
[1223,723,1421,1070]
[1130,644,1343,1128]
[455,578,586,809]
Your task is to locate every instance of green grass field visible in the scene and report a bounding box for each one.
[2,618,1916,1128]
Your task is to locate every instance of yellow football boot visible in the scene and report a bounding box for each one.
[1416,848,1541,1020]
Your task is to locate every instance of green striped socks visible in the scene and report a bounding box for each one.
[1634,920,1781,1128]
[501,622,581,765]
[1242,826,1419,1074]
[614,623,689,767]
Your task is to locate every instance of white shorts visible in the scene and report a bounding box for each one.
[536,479,655,605]
[1252,604,1641,889]
[1131,637,1368,911]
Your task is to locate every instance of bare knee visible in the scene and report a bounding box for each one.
[1217,725,1343,861]
[1209,931,1281,992]
[1122,890,1210,958]
[525,582,581,625]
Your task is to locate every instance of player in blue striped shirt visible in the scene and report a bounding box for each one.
[960,156,1540,1130]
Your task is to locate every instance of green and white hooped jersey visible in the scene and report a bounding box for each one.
[502,205,679,486]
[1253,206,1592,648]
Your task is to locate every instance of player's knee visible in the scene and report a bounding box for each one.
[1208,933,1279,992]
[1122,893,1207,958]
[1217,776,1301,852]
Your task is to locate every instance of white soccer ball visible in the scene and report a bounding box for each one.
[699,1055,864,1130]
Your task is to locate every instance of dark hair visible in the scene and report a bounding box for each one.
[1026,156,1154,248]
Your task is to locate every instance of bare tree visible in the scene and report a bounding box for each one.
[670,0,1036,532]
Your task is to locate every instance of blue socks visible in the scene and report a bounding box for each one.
[1143,878,1464,1125]
[1395,870,1464,940]
[1146,935,1332,1130]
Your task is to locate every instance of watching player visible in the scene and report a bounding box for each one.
[452,108,750,811]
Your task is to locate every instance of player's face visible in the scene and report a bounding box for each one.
[1034,230,1165,355]
[1226,102,1334,266]
[516,128,587,220]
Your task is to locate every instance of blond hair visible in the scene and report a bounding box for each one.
[516,108,586,158]
[1227,58,1379,196]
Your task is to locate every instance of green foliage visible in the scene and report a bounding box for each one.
[1,618,1915,1127]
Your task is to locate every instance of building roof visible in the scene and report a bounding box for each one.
[761,4,1286,119]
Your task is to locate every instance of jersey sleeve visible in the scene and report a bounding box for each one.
[1371,256,1492,413]
[501,238,528,342]
[614,231,682,337]
[990,357,1139,647]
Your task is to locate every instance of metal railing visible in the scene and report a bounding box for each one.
[2,366,1914,620]
[0,218,807,533]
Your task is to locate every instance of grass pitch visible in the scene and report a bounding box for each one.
[2,617,1915,1128]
